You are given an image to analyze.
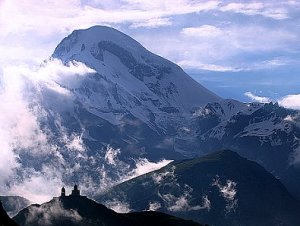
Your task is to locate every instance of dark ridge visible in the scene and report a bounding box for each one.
[13,195,205,226]
[98,150,300,226]
[0,200,19,226]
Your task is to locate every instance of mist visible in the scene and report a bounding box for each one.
[0,59,171,203]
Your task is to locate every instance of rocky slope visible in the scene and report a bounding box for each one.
[98,150,300,226]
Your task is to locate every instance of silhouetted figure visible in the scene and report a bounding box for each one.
[61,187,66,197]
[71,184,80,196]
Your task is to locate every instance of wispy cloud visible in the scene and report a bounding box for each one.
[25,199,82,225]
[137,22,297,72]
[244,92,271,103]
[181,25,223,37]
[290,146,300,166]
[104,199,132,213]
[147,201,162,211]
[0,0,220,37]
[1,0,299,74]
[152,166,211,212]
[178,60,241,72]
[279,94,300,110]
[130,17,172,28]
[220,2,290,20]
[0,59,96,202]
[212,177,238,213]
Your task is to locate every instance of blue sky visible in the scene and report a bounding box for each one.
[0,0,299,107]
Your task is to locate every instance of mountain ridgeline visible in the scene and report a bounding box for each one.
[13,195,204,226]
[98,150,300,226]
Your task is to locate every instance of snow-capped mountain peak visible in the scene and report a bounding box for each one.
[52,25,221,125]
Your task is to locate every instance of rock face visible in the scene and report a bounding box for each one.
[13,195,204,226]
[98,150,300,226]
[191,102,300,200]
[0,200,19,226]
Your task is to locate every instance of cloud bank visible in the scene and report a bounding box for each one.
[1,0,299,73]
[0,59,95,202]
[0,59,172,204]
[244,91,300,111]
[279,94,300,110]
[244,92,271,103]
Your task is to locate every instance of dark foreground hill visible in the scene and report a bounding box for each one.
[98,150,300,226]
[0,201,18,226]
[13,195,204,226]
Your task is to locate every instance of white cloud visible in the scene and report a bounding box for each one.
[178,60,240,72]
[3,59,95,96]
[65,134,86,153]
[0,0,298,73]
[147,201,162,211]
[0,60,96,203]
[163,192,211,212]
[130,17,172,28]
[152,166,176,184]
[104,146,121,166]
[0,69,46,188]
[127,158,173,180]
[244,92,271,103]
[153,167,210,212]
[290,146,300,166]
[137,23,296,72]
[25,199,82,225]
[245,92,300,110]
[284,114,300,126]
[0,0,223,70]
[220,2,289,20]
[121,0,220,15]
[212,177,238,213]
[160,188,211,212]
[8,172,64,204]
[0,0,220,37]
[278,94,300,110]
[104,199,132,213]
[181,25,223,37]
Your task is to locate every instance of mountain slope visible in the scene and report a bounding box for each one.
[98,150,300,226]
[0,201,19,226]
[11,25,223,197]
[0,196,30,217]
[13,195,204,226]
[192,102,300,200]
[52,25,221,116]
[48,25,221,156]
